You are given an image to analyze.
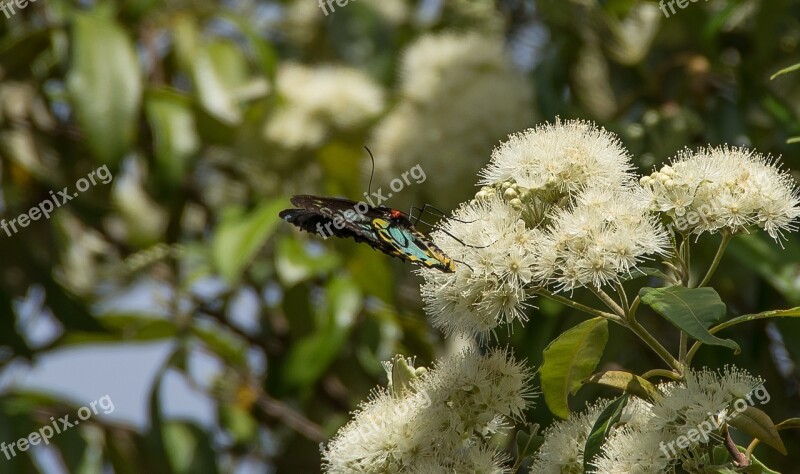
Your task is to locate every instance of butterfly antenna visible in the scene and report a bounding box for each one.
[414,217,493,249]
[454,259,474,272]
[364,146,376,199]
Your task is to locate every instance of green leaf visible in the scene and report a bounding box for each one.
[274,236,341,286]
[584,370,661,402]
[192,323,248,367]
[162,421,220,474]
[67,12,142,164]
[192,41,248,125]
[775,417,800,430]
[728,234,800,302]
[583,394,628,471]
[639,286,739,353]
[623,266,671,282]
[709,445,781,474]
[541,317,609,419]
[515,426,544,461]
[219,405,258,445]
[770,62,800,80]
[0,28,52,77]
[145,88,199,186]
[280,276,361,390]
[741,454,782,474]
[729,406,787,455]
[212,200,284,282]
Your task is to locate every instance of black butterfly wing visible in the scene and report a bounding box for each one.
[280,195,381,244]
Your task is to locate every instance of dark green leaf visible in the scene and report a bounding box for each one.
[516,426,544,461]
[639,286,739,352]
[583,394,628,471]
[729,406,787,455]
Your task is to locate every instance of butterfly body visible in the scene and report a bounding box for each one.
[279,195,456,273]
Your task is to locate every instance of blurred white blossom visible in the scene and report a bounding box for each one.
[373,31,533,209]
[265,63,384,149]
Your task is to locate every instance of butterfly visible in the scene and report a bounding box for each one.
[279,195,456,273]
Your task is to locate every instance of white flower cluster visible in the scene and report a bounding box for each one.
[532,186,670,292]
[264,63,384,149]
[421,120,800,337]
[479,119,635,196]
[420,195,541,337]
[531,367,765,474]
[421,120,668,336]
[322,348,534,473]
[372,31,533,209]
[640,146,800,241]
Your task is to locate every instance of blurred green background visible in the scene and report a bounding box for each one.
[1,0,800,472]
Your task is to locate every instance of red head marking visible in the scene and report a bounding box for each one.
[390,209,404,219]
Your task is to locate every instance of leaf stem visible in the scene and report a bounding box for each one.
[679,331,688,365]
[534,288,622,323]
[627,318,683,372]
[590,286,626,319]
[641,368,682,381]
[696,233,732,288]
[686,307,800,364]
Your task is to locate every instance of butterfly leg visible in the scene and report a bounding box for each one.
[410,204,477,225]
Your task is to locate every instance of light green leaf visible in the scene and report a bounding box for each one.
[541,317,609,419]
[584,394,628,471]
[162,421,220,474]
[145,89,199,186]
[775,417,800,431]
[67,12,142,164]
[729,406,786,455]
[584,370,661,402]
[212,200,284,282]
[770,62,800,80]
[639,286,739,353]
[219,405,258,445]
[192,41,248,125]
[192,323,248,367]
[274,236,341,286]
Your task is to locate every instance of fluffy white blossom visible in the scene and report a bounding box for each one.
[591,425,672,474]
[593,366,765,473]
[640,146,800,242]
[649,366,764,446]
[530,397,653,474]
[530,400,612,474]
[420,195,541,337]
[322,349,534,473]
[532,186,670,292]
[372,32,533,210]
[480,119,635,197]
[265,63,384,149]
